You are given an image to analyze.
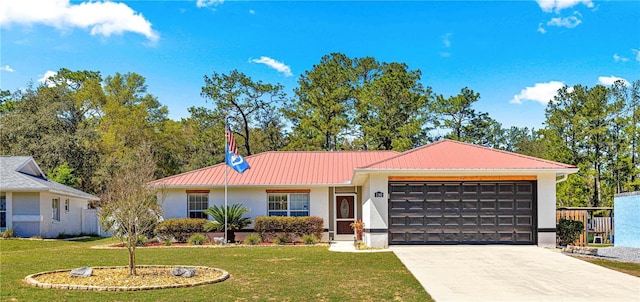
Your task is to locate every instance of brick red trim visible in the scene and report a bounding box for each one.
[186,190,210,194]
[266,189,311,194]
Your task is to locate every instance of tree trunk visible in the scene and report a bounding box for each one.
[128,246,136,275]
[227,230,236,243]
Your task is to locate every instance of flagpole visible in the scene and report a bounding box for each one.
[224,116,228,245]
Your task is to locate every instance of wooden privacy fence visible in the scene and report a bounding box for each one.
[591,217,612,243]
[556,210,587,246]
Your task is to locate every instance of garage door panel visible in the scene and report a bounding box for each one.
[389,181,535,245]
[516,200,533,210]
[461,216,478,226]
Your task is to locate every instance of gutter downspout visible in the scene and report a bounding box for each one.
[556,173,569,183]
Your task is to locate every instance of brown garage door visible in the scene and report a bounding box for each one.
[389,181,536,244]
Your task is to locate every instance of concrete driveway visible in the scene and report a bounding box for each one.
[391,246,640,302]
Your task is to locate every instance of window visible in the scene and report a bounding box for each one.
[64,199,70,213]
[268,193,309,217]
[52,198,60,222]
[188,193,208,219]
[0,193,6,229]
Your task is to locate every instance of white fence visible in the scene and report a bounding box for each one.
[82,209,111,237]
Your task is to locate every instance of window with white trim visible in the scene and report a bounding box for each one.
[0,193,6,229]
[64,199,70,213]
[188,193,208,219]
[268,193,309,217]
[52,198,60,222]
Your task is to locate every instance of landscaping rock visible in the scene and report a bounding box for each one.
[171,267,196,278]
[70,267,92,277]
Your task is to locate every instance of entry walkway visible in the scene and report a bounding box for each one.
[391,245,640,302]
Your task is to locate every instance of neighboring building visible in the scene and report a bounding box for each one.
[613,191,640,248]
[0,156,99,238]
[149,139,578,248]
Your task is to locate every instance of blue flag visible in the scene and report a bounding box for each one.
[225,129,250,174]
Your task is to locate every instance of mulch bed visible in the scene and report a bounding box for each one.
[25,265,229,291]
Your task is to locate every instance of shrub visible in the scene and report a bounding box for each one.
[204,204,251,243]
[188,233,208,245]
[163,238,172,246]
[557,218,584,246]
[1,228,15,239]
[243,233,261,245]
[154,218,208,243]
[301,234,318,245]
[135,235,148,247]
[254,216,324,242]
[273,234,289,245]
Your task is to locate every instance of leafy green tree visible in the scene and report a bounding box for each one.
[201,70,286,155]
[355,62,432,151]
[48,162,80,188]
[285,53,356,150]
[0,90,16,115]
[432,87,502,146]
[0,69,103,193]
[204,204,251,243]
[460,113,505,149]
[179,106,226,171]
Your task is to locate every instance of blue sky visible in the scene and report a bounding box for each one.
[1,0,639,129]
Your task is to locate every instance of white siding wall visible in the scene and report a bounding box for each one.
[161,187,330,228]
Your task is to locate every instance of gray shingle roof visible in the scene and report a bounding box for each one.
[0,156,99,200]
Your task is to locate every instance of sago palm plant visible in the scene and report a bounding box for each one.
[204,203,251,243]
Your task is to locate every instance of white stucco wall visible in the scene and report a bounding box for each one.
[359,171,564,248]
[161,187,330,228]
[39,193,88,238]
[11,192,41,237]
[536,173,558,247]
[7,191,88,238]
[362,173,390,248]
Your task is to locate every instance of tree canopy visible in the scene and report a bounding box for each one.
[1,57,637,208]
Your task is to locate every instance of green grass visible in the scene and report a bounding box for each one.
[587,243,614,248]
[0,238,432,301]
[573,256,640,277]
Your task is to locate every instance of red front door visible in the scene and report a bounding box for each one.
[336,195,355,235]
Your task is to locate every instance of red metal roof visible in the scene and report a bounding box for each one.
[361,139,577,170]
[150,140,577,187]
[149,150,399,187]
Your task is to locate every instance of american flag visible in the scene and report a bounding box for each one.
[226,128,238,155]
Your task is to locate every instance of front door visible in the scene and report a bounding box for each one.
[335,195,356,240]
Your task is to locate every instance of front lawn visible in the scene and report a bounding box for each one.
[572,256,640,277]
[0,238,432,301]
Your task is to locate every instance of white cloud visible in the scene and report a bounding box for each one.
[633,49,640,62]
[0,0,158,42]
[1,65,15,72]
[536,0,594,13]
[439,52,451,58]
[197,0,224,9]
[547,14,582,28]
[537,23,547,34]
[598,75,630,86]
[510,81,565,105]
[250,56,293,77]
[249,9,255,15]
[613,53,629,62]
[37,70,58,87]
[442,33,452,48]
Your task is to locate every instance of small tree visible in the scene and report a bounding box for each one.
[203,204,251,243]
[557,218,585,246]
[99,146,162,276]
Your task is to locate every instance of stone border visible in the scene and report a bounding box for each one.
[24,265,230,291]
